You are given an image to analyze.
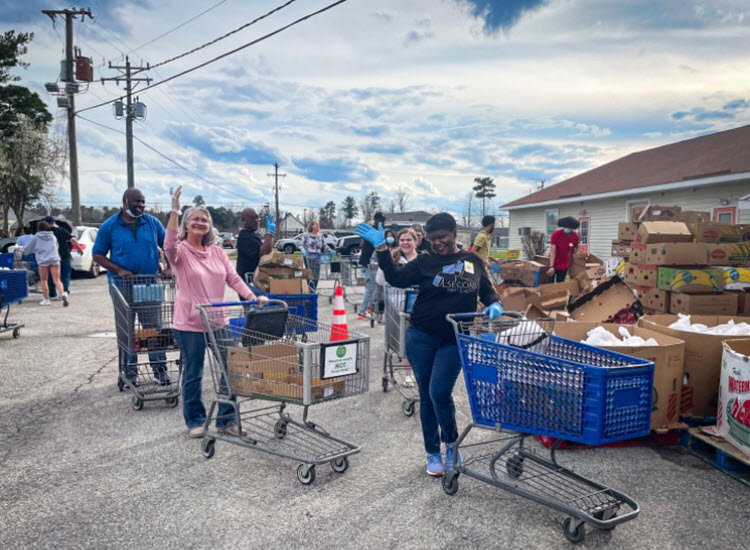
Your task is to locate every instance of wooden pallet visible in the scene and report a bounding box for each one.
[680,427,750,488]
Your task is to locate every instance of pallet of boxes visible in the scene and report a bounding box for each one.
[253,252,312,294]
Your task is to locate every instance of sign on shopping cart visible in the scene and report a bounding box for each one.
[320,341,358,379]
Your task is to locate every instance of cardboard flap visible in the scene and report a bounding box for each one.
[566,276,643,322]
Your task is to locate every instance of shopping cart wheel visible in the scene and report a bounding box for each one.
[274,419,288,439]
[297,464,316,485]
[370,317,375,328]
[593,507,618,530]
[402,400,416,417]
[442,471,459,495]
[382,377,389,392]
[506,456,524,478]
[201,438,215,459]
[330,457,349,474]
[563,517,586,544]
[131,396,143,411]
[117,377,124,392]
[12,327,20,338]
[165,396,179,408]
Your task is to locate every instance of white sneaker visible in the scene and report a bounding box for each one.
[404,375,415,388]
[62,292,69,307]
[39,299,51,306]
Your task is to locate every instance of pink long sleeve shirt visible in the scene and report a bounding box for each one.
[164,229,253,332]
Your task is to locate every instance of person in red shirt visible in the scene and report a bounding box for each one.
[546,217,580,282]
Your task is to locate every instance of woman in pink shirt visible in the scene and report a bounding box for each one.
[165,187,268,439]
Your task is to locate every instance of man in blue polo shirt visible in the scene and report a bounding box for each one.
[93,188,169,388]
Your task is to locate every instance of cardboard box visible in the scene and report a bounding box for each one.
[717,339,750,458]
[539,280,580,301]
[533,255,550,267]
[633,286,670,313]
[657,267,724,293]
[688,222,750,243]
[618,222,639,241]
[706,243,750,266]
[226,344,298,397]
[499,261,547,287]
[498,287,543,312]
[566,276,641,323]
[553,322,684,430]
[624,263,658,288]
[737,290,750,314]
[677,211,711,223]
[259,251,305,270]
[253,375,345,402]
[258,266,311,279]
[268,278,309,294]
[641,242,709,266]
[723,267,750,290]
[633,205,681,222]
[628,244,646,264]
[569,253,605,279]
[633,221,694,245]
[611,241,632,257]
[669,293,739,316]
[639,314,750,417]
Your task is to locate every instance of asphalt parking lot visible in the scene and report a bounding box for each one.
[1,274,749,549]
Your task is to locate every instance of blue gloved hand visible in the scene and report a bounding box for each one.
[265,214,275,234]
[485,301,503,319]
[355,222,386,247]
[301,248,307,257]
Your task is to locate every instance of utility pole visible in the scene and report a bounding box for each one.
[42,7,93,226]
[267,162,286,231]
[101,57,151,188]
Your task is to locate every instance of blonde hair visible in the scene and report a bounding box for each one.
[392,227,418,262]
[179,207,219,247]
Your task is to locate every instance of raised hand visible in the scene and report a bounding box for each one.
[355,222,385,247]
[265,214,276,234]
[171,186,182,212]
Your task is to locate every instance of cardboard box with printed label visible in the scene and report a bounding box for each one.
[624,263,658,288]
[633,221,694,245]
[723,267,750,290]
[569,254,605,279]
[633,205,681,222]
[628,244,647,264]
[633,286,670,313]
[553,322,684,430]
[611,241,632,257]
[677,211,711,224]
[706,243,750,266]
[716,339,750,458]
[657,267,724,293]
[688,223,750,243]
[566,276,641,323]
[259,251,305,270]
[642,242,710,266]
[669,293,739,316]
[639,314,750,418]
[618,222,639,241]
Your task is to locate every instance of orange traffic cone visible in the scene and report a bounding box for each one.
[331,284,349,341]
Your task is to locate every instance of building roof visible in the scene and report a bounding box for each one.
[503,124,750,209]
[386,211,433,223]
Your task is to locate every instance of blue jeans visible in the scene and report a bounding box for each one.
[49,257,71,297]
[358,267,377,315]
[305,254,321,291]
[173,329,236,429]
[405,325,462,455]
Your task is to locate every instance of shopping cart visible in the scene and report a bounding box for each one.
[313,254,340,302]
[444,312,653,544]
[244,280,318,327]
[381,285,420,416]
[0,269,28,339]
[196,299,370,485]
[339,256,367,311]
[110,275,182,410]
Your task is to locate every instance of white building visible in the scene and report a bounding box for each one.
[503,124,750,259]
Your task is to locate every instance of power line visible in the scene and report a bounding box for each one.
[127,0,231,55]
[76,0,349,115]
[150,0,297,70]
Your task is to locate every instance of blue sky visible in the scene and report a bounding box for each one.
[7,0,750,221]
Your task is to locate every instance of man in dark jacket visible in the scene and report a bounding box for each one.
[236,208,274,283]
[45,216,82,299]
[357,211,385,320]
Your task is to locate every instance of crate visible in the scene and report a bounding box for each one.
[457,332,654,446]
[0,253,14,269]
[680,427,750,487]
[249,284,318,322]
[0,269,29,307]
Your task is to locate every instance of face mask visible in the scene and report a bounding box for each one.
[563,228,572,234]
[126,201,143,218]
[386,236,395,245]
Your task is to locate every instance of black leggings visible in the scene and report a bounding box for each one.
[554,269,568,283]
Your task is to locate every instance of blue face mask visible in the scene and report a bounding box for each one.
[386,236,395,245]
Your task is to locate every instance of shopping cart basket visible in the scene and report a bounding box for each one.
[110,275,181,410]
[244,280,318,328]
[381,285,420,416]
[0,269,28,339]
[197,299,370,485]
[339,256,367,310]
[444,311,653,544]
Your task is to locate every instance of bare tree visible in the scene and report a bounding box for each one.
[394,187,409,212]
[521,231,547,260]
[388,199,397,214]
[462,191,475,228]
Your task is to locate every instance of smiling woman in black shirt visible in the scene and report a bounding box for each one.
[357,212,503,477]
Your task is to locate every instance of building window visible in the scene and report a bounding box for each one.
[626,199,650,221]
[713,207,736,224]
[545,209,558,240]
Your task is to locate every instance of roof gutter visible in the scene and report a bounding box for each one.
[502,171,750,211]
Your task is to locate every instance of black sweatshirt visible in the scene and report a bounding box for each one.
[377,247,499,341]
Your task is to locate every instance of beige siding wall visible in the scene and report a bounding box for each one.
[509,180,750,259]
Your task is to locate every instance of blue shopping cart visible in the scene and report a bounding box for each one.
[444,311,653,544]
[0,269,29,338]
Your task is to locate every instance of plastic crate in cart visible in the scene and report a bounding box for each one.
[0,253,14,269]
[0,269,29,306]
[450,315,654,446]
[249,283,318,322]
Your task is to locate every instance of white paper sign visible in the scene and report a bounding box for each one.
[321,341,358,379]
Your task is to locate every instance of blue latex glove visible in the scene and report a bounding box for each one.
[301,248,307,257]
[355,222,386,247]
[485,301,503,319]
[265,214,275,234]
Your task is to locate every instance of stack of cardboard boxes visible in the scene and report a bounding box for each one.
[618,213,750,316]
[253,252,312,294]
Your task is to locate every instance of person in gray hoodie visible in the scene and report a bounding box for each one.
[23,221,68,306]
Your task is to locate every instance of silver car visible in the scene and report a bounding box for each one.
[276,232,337,254]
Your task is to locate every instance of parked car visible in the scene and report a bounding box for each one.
[219,232,237,248]
[333,231,355,238]
[276,232,337,254]
[71,226,107,277]
[336,235,361,256]
[0,236,18,253]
